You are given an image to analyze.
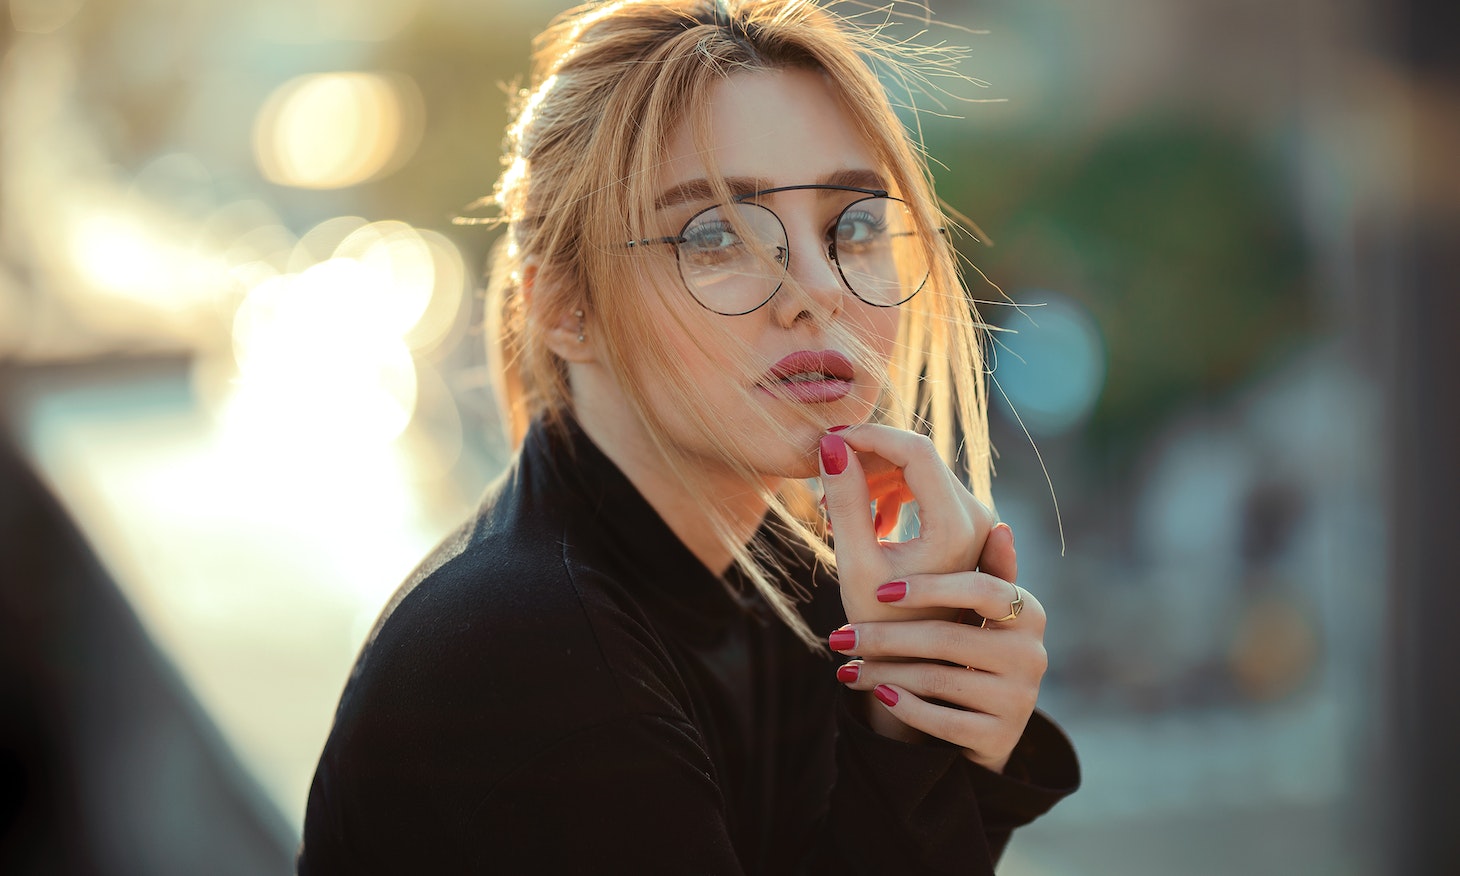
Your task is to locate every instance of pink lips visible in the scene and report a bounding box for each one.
[758,350,855,404]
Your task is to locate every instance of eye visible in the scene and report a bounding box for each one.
[681,220,739,250]
[678,220,745,266]
[834,207,889,254]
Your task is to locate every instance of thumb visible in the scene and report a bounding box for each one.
[977,522,1019,584]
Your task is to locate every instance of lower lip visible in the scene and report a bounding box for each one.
[758,379,853,404]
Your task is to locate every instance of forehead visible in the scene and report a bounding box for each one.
[655,67,881,202]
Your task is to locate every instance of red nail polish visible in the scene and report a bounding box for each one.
[873,511,882,532]
[820,434,848,476]
[874,685,899,707]
[828,629,857,651]
[875,581,908,603]
[836,663,860,683]
[828,424,851,432]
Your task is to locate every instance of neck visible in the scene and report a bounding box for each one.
[570,374,774,576]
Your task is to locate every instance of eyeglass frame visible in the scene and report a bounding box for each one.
[623,183,938,316]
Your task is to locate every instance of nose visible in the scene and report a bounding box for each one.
[770,224,846,327]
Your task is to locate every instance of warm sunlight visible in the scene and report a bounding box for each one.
[253,72,424,189]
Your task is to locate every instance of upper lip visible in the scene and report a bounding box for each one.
[761,350,856,384]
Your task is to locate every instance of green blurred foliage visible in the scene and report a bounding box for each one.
[934,118,1311,465]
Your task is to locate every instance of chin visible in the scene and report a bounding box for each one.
[782,454,823,481]
[733,436,823,481]
[733,402,870,479]
[790,431,838,480]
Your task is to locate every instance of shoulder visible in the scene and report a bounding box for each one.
[301,537,710,872]
[329,500,688,760]
[302,430,733,869]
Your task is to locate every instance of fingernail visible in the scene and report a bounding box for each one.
[875,581,908,603]
[996,521,1014,547]
[874,685,899,707]
[828,424,851,432]
[873,511,882,533]
[819,434,848,476]
[828,628,857,651]
[836,663,860,683]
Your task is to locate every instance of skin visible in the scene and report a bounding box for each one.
[543,68,1047,773]
[820,426,1046,771]
[548,67,898,566]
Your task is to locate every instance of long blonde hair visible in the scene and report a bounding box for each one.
[484,0,991,647]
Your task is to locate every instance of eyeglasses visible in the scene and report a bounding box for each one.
[625,184,933,316]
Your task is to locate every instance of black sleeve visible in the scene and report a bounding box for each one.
[963,710,1081,862]
[814,697,1079,874]
[794,572,1080,872]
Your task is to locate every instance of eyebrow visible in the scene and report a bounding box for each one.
[653,168,889,210]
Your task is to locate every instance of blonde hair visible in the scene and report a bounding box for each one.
[484,0,991,647]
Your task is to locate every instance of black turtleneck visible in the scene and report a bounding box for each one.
[298,418,1078,874]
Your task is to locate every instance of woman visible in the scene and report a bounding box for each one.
[299,1,1079,872]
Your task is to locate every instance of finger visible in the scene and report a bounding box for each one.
[874,573,1045,635]
[976,523,1018,584]
[865,683,1021,772]
[836,659,1015,716]
[819,431,878,565]
[837,424,995,542]
[830,619,1048,675]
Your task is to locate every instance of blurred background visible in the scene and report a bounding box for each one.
[1,0,1454,874]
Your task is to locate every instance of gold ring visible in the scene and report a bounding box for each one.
[978,584,1023,628]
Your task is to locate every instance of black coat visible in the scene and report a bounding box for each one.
[298,418,1078,874]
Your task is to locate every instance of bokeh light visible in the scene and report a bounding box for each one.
[253,72,424,190]
[221,217,466,455]
[228,260,419,447]
[67,206,224,310]
[993,292,1107,436]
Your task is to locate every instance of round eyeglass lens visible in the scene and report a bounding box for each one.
[833,197,929,307]
[676,203,789,316]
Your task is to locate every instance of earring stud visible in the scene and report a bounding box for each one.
[573,309,585,343]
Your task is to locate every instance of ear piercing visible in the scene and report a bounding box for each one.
[573,309,585,343]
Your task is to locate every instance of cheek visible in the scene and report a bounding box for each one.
[854,306,903,362]
[635,262,724,370]
[649,305,759,430]
[661,310,729,375]
[661,294,762,378]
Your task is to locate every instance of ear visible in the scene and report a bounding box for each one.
[522,260,596,364]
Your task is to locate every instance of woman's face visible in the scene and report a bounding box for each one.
[617,67,903,480]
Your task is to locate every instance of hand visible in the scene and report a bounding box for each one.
[819,426,1048,773]
[818,424,996,624]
